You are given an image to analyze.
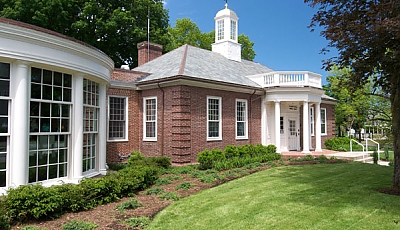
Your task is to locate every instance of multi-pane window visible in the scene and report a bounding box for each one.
[236,99,247,139]
[310,107,314,136]
[144,97,157,140]
[0,62,10,97]
[217,20,224,40]
[0,62,9,187]
[207,96,222,140]
[280,117,284,134]
[83,79,99,172]
[29,67,71,183]
[230,20,237,40]
[108,97,127,140]
[321,108,327,135]
[28,135,68,183]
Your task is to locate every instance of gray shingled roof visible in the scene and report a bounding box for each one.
[133,44,274,88]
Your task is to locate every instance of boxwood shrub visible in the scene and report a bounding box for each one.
[2,152,163,228]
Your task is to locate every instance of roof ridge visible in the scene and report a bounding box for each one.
[178,44,189,75]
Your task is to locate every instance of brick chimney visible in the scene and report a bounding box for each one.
[137,41,163,66]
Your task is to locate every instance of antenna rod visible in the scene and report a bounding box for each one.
[147,5,150,62]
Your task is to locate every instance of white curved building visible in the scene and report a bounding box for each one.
[0,18,114,194]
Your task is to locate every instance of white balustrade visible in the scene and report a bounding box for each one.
[256,71,322,88]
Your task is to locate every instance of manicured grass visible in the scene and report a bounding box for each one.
[148,163,400,230]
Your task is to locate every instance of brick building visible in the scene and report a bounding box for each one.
[0,3,335,193]
[107,4,336,164]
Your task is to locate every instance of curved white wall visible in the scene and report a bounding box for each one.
[0,20,114,194]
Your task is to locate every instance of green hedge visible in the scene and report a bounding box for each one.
[197,144,280,170]
[1,152,165,228]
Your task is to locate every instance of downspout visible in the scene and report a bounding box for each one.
[249,90,257,144]
[158,82,165,156]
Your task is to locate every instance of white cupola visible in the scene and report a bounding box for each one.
[211,3,242,62]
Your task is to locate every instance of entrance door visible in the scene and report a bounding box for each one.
[288,119,300,151]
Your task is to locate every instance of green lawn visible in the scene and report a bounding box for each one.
[148,163,400,230]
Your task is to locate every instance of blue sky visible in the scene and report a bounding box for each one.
[163,0,337,85]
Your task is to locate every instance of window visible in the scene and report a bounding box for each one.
[217,20,224,40]
[236,99,247,139]
[207,96,222,140]
[0,62,9,187]
[321,108,327,135]
[280,117,284,134]
[144,97,157,141]
[0,62,10,97]
[83,79,99,172]
[29,67,71,183]
[230,20,237,40]
[108,97,127,140]
[310,107,314,136]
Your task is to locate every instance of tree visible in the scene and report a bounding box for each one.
[325,65,391,140]
[305,0,400,187]
[166,18,256,61]
[0,0,169,68]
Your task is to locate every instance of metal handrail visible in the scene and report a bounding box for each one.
[366,138,380,164]
[350,139,365,162]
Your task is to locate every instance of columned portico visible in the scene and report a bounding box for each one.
[274,101,281,153]
[98,83,107,175]
[302,101,311,154]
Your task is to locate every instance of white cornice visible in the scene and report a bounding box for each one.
[0,22,114,82]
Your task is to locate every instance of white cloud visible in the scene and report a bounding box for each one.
[162,0,167,5]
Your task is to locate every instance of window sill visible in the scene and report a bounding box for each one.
[236,137,248,140]
[107,139,129,142]
[143,138,157,142]
[207,137,222,142]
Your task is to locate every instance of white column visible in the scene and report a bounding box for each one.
[10,61,30,187]
[98,83,107,175]
[71,74,84,181]
[275,101,281,153]
[302,101,311,154]
[261,98,268,146]
[315,102,322,152]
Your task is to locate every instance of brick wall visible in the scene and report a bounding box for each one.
[139,85,262,164]
[310,103,336,149]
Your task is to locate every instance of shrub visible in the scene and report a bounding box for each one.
[198,175,215,184]
[324,137,364,151]
[167,165,197,174]
[107,163,127,171]
[224,145,240,159]
[116,198,142,213]
[165,175,183,181]
[0,198,10,230]
[197,149,225,169]
[149,156,171,169]
[175,182,194,191]
[265,144,277,154]
[146,187,164,195]
[316,155,328,163]
[372,150,379,164]
[244,162,263,169]
[62,220,98,230]
[6,184,64,221]
[158,192,180,201]
[125,217,151,228]
[384,146,390,160]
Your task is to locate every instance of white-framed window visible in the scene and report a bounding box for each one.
[230,20,237,40]
[321,108,327,135]
[310,107,315,136]
[217,20,224,40]
[29,67,72,183]
[83,79,99,173]
[108,96,128,141]
[0,62,10,187]
[236,99,248,139]
[280,117,284,134]
[207,96,222,141]
[143,97,157,141]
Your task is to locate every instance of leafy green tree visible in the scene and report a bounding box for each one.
[166,18,256,61]
[305,0,400,187]
[0,0,169,68]
[325,65,391,140]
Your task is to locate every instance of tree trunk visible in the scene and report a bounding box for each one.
[392,84,400,188]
